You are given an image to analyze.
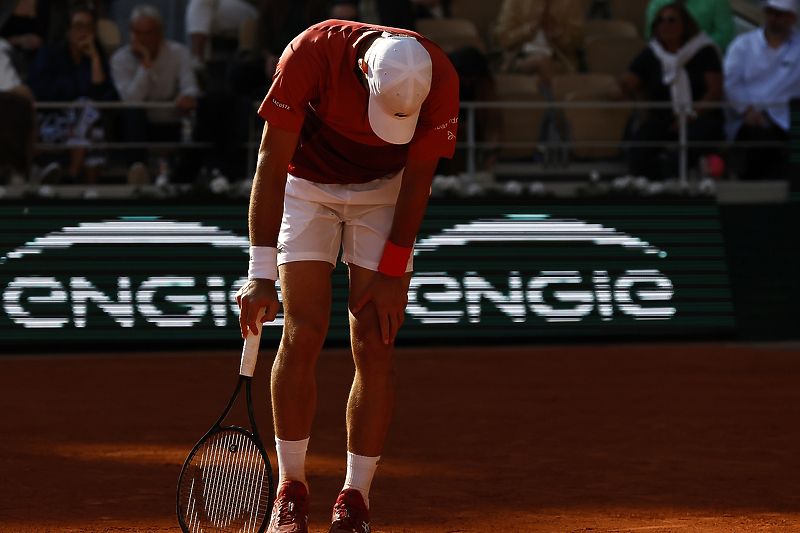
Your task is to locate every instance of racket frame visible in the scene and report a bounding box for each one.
[176,375,275,533]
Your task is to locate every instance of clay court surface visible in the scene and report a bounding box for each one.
[2,342,800,533]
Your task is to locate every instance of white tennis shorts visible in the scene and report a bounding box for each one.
[277,171,414,273]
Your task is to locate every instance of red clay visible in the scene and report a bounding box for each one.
[1,342,799,532]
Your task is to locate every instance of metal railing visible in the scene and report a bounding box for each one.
[30,99,789,184]
[458,99,789,184]
[32,100,214,151]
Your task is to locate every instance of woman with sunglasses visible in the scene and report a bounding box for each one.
[645,0,735,52]
[615,2,724,181]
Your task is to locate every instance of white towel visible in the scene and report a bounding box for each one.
[649,32,718,116]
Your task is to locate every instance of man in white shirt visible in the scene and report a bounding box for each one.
[186,0,258,60]
[110,4,201,182]
[724,0,800,179]
[0,38,22,93]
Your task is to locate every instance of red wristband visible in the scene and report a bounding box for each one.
[378,240,412,277]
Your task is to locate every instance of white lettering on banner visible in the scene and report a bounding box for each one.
[208,276,227,327]
[406,270,675,324]
[70,276,134,328]
[3,277,70,328]
[0,216,675,329]
[407,273,464,324]
[136,277,207,327]
[1,276,285,329]
[1,270,673,328]
[527,271,594,322]
[464,271,525,323]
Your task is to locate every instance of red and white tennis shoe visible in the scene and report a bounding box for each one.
[328,489,370,533]
[267,480,310,533]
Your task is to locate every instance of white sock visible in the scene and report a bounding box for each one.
[275,436,309,488]
[343,452,380,509]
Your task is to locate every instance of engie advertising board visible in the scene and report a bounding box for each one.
[0,201,734,346]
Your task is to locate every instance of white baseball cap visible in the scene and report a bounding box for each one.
[364,33,432,145]
[763,0,799,15]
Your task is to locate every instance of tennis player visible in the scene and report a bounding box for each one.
[235,19,459,533]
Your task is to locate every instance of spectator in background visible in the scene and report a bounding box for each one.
[0,36,37,184]
[0,37,31,97]
[228,0,328,99]
[26,5,118,184]
[494,0,585,87]
[723,0,800,180]
[110,4,200,184]
[437,45,503,175]
[646,0,735,52]
[1,0,73,79]
[614,2,724,180]
[185,0,258,91]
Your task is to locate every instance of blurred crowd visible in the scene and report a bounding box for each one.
[0,0,798,188]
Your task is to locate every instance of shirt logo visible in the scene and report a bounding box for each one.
[272,98,291,111]
[436,117,459,130]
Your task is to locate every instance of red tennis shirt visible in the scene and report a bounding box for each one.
[257,19,460,184]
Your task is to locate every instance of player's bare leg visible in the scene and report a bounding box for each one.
[346,264,412,457]
[271,260,334,442]
[327,264,412,533]
[267,261,333,533]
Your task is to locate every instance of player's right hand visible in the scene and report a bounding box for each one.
[235,278,281,338]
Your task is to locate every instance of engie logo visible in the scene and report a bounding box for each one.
[0,214,676,332]
[406,215,675,325]
[0,219,276,330]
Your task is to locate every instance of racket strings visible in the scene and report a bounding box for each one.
[180,429,270,533]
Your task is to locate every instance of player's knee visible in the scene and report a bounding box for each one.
[282,318,329,354]
[353,336,394,374]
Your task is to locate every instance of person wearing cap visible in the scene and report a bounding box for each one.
[723,0,800,179]
[235,19,458,533]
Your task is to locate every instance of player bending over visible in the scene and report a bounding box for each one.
[236,19,459,533]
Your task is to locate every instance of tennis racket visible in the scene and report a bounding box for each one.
[177,309,274,533]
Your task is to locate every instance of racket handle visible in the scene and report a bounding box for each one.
[240,308,266,378]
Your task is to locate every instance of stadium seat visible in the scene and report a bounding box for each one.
[582,18,640,41]
[415,17,486,54]
[609,0,648,36]
[97,18,121,57]
[551,72,617,102]
[493,72,547,159]
[582,35,645,77]
[450,0,504,49]
[562,89,631,159]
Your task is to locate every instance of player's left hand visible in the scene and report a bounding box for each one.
[351,272,409,345]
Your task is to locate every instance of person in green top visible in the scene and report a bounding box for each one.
[645,0,736,50]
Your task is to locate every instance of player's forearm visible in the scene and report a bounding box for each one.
[247,173,284,248]
[248,124,299,247]
[387,158,438,247]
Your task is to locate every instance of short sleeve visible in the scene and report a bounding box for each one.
[258,38,320,133]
